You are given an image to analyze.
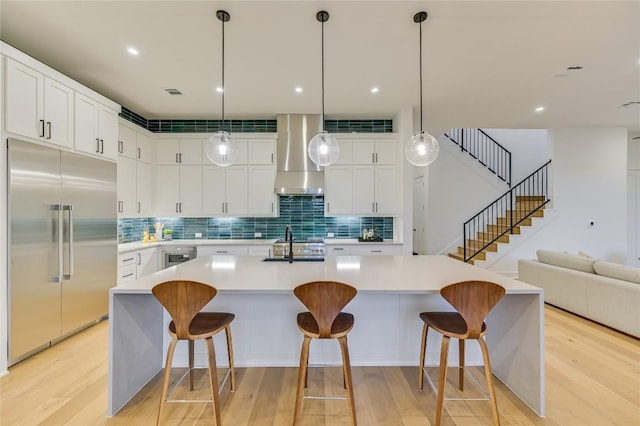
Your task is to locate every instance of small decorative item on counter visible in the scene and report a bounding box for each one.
[163,229,173,241]
[142,230,149,242]
[154,222,164,241]
[362,228,368,239]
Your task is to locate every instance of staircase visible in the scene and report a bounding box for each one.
[448,161,551,265]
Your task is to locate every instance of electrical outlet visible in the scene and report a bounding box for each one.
[254,232,262,238]
[327,232,335,238]
[195,232,202,238]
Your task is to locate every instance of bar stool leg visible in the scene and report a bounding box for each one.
[205,336,221,426]
[435,336,451,426]
[459,339,465,391]
[479,337,501,426]
[418,323,429,390]
[293,335,311,426]
[338,335,357,426]
[188,340,195,391]
[157,338,178,425]
[225,325,235,391]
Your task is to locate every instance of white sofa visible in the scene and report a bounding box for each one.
[518,250,640,338]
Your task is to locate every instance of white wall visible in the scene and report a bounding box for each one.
[1,54,7,376]
[395,107,415,255]
[489,127,628,274]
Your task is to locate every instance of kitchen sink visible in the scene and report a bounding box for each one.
[262,257,325,262]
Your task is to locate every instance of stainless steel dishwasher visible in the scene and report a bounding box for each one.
[162,246,197,269]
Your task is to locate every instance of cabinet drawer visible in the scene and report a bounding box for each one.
[326,246,351,256]
[350,246,402,256]
[118,265,136,283]
[118,253,136,267]
[197,246,248,256]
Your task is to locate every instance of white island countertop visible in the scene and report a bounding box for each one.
[114,254,540,294]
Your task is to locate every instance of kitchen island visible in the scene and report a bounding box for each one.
[109,255,544,417]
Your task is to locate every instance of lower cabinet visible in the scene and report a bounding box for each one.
[197,246,248,256]
[118,247,159,285]
[326,244,402,256]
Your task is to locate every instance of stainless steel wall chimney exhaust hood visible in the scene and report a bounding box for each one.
[274,114,324,195]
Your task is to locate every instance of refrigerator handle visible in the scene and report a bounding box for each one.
[63,205,74,280]
[52,204,63,283]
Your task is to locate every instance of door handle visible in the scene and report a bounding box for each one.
[46,122,52,139]
[63,205,74,280]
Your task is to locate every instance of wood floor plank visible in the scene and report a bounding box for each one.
[1,305,639,425]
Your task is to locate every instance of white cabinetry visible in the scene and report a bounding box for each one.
[117,122,155,217]
[156,138,203,216]
[74,92,118,160]
[118,247,159,285]
[197,245,248,256]
[248,166,277,215]
[325,136,398,216]
[248,139,275,164]
[350,245,402,255]
[326,245,351,256]
[5,58,74,148]
[202,166,248,215]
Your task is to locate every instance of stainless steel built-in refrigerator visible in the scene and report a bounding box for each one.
[8,138,116,363]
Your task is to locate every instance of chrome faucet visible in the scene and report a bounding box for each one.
[285,225,294,263]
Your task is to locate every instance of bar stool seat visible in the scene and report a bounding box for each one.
[152,280,235,426]
[296,311,354,337]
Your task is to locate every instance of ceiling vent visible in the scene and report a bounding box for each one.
[164,88,182,95]
[618,101,640,108]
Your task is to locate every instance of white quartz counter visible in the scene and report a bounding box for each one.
[116,254,539,294]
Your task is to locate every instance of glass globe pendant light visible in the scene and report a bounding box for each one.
[308,10,340,167]
[205,10,237,167]
[405,11,439,167]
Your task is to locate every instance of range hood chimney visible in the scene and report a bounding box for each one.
[274,114,324,195]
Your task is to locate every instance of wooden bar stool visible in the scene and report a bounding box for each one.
[152,280,235,426]
[418,280,505,426]
[293,281,358,426]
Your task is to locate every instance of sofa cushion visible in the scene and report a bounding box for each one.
[593,260,640,284]
[536,249,596,273]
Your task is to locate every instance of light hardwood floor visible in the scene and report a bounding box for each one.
[1,305,639,425]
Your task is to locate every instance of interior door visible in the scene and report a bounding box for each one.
[9,139,62,361]
[60,151,116,334]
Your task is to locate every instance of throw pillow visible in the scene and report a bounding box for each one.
[536,249,596,273]
[593,260,640,284]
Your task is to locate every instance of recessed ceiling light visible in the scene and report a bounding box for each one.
[371,87,379,93]
[295,87,303,93]
[127,47,139,55]
[535,106,545,113]
[165,88,182,95]
[216,87,223,93]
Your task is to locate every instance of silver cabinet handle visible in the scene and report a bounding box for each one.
[63,204,74,280]
[222,202,225,213]
[271,203,274,213]
[375,202,378,212]
[137,202,141,213]
[175,153,179,163]
[123,257,134,262]
[122,272,134,279]
[271,153,274,164]
[371,250,382,253]
[179,153,183,163]
[179,203,183,213]
[176,203,180,213]
[372,202,375,213]
[137,253,141,266]
[118,140,123,154]
[137,147,141,159]
[225,202,228,213]
[40,120,46,138]
[216,250,228,254]
[46,122,52,139]
[333,247,344,251]
[100,139,104,154]
[118,200,123,213]
[372,153,375,163]
[96,138,100,153]
[375,152,378,163]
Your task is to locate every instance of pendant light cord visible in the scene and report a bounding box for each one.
[321,18,325,132]
[419,18,423,134]
[221,18,225,132]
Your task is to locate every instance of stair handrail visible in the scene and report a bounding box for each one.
[463,160,551,262]
[444,128,512,187]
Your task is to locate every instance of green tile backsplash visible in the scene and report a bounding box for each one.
[119,196,393,243]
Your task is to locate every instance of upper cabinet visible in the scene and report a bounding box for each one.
[5,58,74,149]
[117,121,155,217]
[248,138,275,165]
[158,138,203,165]
[3,44,120,161]
[353,139,397,165]
[74,93,118,160]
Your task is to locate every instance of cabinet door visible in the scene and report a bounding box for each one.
[248,166,276,215]
[98,104,118,160]
[179,166,203,215]
[225,166,248,215]
[352,139,375,164]
[249,139,275,164]
[179,139,203,165]
[118,124,137,159]
[6,58,44,140]
[43,77,73,149]
[136,248,159,278]
[202,166,227,215]
[352,166,376,214]
[334,139,353,164]
[374,139,397,164]
[203,138,248,165]
[157,139,180,165]
[136,132,153,163]
[74,93,100,155]
[374,166,397,215]
[136,161,153,216]
[325,166,353,215]
[117,156,136,217]
[155,165,180,215]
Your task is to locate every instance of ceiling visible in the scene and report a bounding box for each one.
[1,1,639,134]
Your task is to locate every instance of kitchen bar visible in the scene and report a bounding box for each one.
[108,255,544,417]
